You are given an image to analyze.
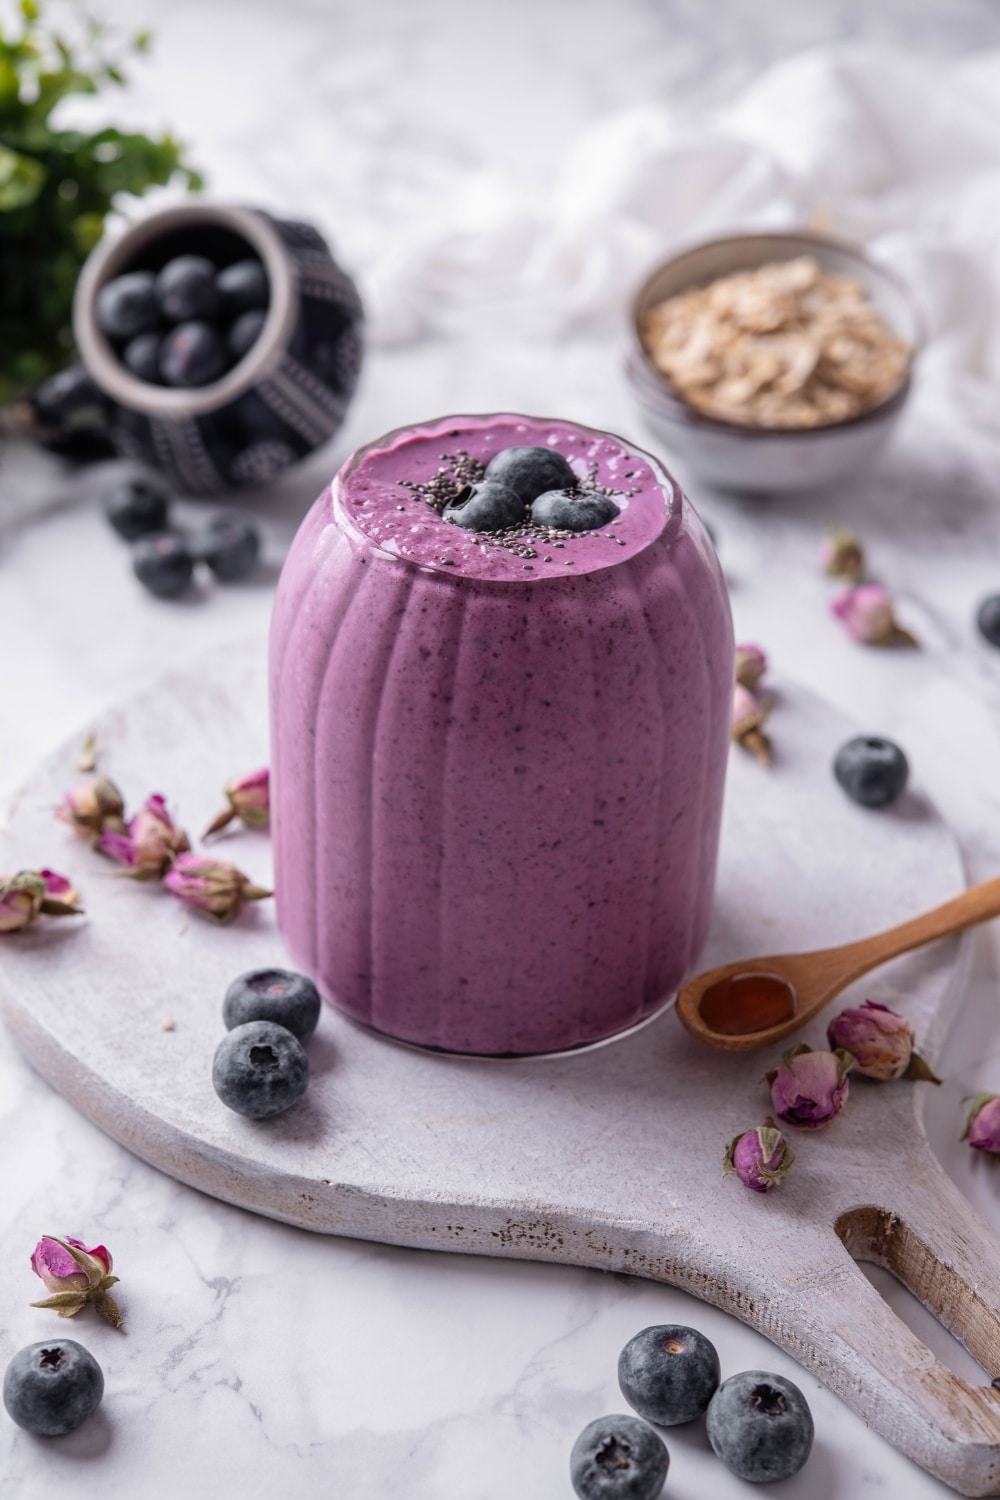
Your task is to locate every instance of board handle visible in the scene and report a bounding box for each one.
[797,1154,1000,1496]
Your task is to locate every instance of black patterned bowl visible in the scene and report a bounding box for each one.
[73,202,364,495]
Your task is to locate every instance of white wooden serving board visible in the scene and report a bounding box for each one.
[4,640,1000,1494]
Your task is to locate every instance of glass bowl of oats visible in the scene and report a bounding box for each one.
[627,231,922,492]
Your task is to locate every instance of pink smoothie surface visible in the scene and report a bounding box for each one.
[270,413,734,1055]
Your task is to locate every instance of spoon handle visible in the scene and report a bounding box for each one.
[829,873,1000,988]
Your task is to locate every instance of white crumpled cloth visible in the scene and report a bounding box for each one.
[366,45,1000,432]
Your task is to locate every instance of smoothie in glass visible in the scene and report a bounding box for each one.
[269,413,733,1055]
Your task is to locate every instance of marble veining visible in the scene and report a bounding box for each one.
[4,0,1000,1496]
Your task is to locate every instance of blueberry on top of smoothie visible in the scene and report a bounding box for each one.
[483,445,577,502]
[442,480,525,532]
[531,488,619,532]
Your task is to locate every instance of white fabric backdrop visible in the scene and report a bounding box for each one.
[365,46,1000,431]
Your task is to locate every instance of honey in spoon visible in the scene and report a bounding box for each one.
[698,972,798,1037]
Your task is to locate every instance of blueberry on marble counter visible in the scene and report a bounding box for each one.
[484,445,577,502]
[194,512,261,582]
[3,1340,104,1437]
[217,258,269,314]
[442,480,524,532]
[530,488,619,532]
[131,531,195,599]
[570,1413,669,1500]
[618,1323,720,1426]
[160,321,226,388]
[833,735,909,807]
[104,475,170,540]
[224,968,321,1041]
[706,1370,814,1482]
[212,1020,309,1119]
[95,269,159,341]
[977,595,1000,647]
[156,254,221,323]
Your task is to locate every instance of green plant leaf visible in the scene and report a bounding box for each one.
[0,141,45,208]
[0,4,204,401]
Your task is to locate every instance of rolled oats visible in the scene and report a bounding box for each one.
[639,256,910,429]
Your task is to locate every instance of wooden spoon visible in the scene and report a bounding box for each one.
[676,874,1000,1051]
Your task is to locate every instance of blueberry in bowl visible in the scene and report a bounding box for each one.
[155,254,220,323]
[74,202,365,494]
[159,321,227,388]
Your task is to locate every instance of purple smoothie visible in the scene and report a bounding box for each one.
[269,413,733,1055]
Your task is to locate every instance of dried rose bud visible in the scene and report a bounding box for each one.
[735,644,767,691]
[204,767,270,837]
[98,793,190,881]
[962,1093,1000,1155]
[821,528,865,582]
[56,776,126,846]
[29,1235,122,1327]
[37,869,83,915]
[723,1117,794,1193]
[0,869,84,933]
[164,853,271,924]
[732,683,772,767]
[831,583,918,647]
[826,998,940,1082]
[765,1044,853,1130]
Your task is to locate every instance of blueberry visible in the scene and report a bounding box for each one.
[442,481,524,532]
[95,270,159,341]
[531,489,619,532]
[3,1340,104,1437]
[570,1414,668,1500]
[29,365,115,461]
[122,331,164,384]
[194,512,261,581]
[104,476,170,540]
[159,322,227,388]
[212,1020,309,1119]
[483,445,577,502]
[706,1370,814,1483]
[217,259,269,313]
[223,967,321,1041]
[156,255,220,322]
[228,308,268,362]
[833,735,909,807]
[618,1324,720,1426]
[977,595,1000,647]
[131,531,195,599]
[31,364,109,429]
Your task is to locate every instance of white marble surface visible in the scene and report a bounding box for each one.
[4,1,1000,1496]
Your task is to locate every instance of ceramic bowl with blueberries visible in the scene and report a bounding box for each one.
[73,202,364,495]
[626,230,922,494]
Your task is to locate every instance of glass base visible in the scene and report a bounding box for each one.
[334,991,678,1063]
